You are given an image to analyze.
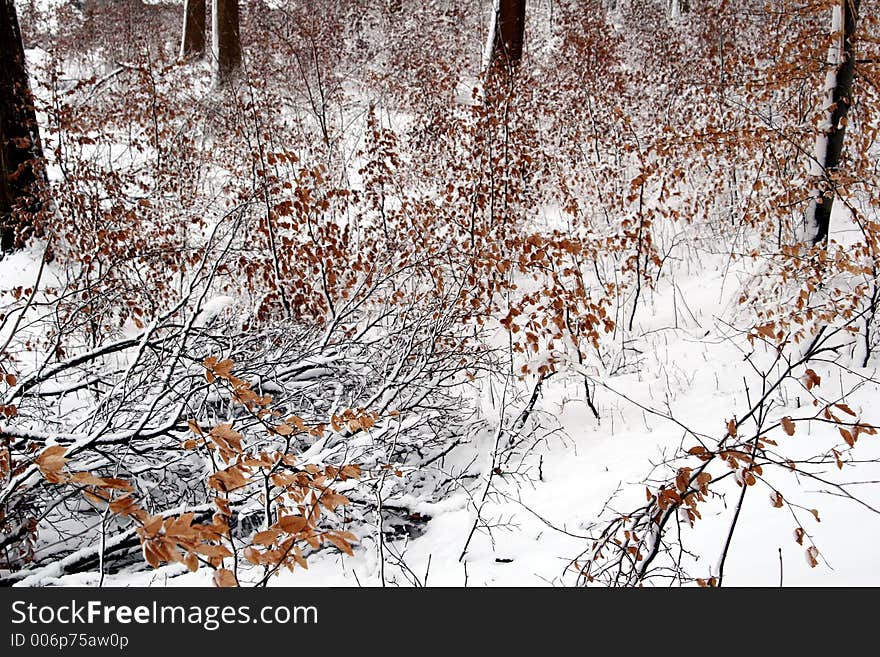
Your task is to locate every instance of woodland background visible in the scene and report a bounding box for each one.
[0,0,879,587]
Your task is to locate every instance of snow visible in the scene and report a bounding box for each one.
[3,0,879,590]
[194,295,236,327]
[27,249,872,589]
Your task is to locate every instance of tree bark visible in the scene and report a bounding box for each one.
[180,0,206,59]
[669,0,690,19]
[805,0,860,246]
[1,0,45,252]
[488,0,526,71]
[212,0,241,86]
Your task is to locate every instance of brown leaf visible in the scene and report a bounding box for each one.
[688,448,712,462]
[253,529,281,546]
[35,445,68,474]
[209,424,243,454]
[184,552,199,573]
[806,546,819,568]
[194,544,233,559]
[208,466,248,492]
[293,546,308,569]
[109,494,140,516]
[695,472,712,493]
[166,513,197,538]
[274,423,294,436]
[319,489,349,511]
[81,489,107,506]
[214,359,234,377]
[214,497,231,516]
[340,464,362,480]
[276,515,308,534]
[323,532,354,556]
[302,531,321,549]
[835,403,856,417]
[143,540,162,569]
[69,471,109,487]
[142,515,163,537]
[243,546,264,565]
[213,568,238,588]
[755,323,776,340]
[781,417,796,436]
[675,467,692,493]
[101,477,133,490]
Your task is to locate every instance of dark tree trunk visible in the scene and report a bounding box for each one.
[808,0,860,245]
[181,0,206,58]
[1,0,45,252]
[212,0,241,85]
[489,0,526,71]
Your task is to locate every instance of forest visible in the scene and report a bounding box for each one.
[0,0,878,587]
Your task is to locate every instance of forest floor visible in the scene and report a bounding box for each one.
[5,2,880,588]
[5,236,870,588]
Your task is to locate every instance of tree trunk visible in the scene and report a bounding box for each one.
[1,0,45,252]
[180,0,206,59]
[669,0,690,19]
[212,0,241,86]
[805,0,860,246]
[488,0,526,71]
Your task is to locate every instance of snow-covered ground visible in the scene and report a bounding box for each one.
[18,243,869,589]
[4,0,880,589]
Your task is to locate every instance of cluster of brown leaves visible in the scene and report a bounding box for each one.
[31,356,367,585]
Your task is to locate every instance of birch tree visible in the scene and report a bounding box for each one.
[805,0,860,245]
